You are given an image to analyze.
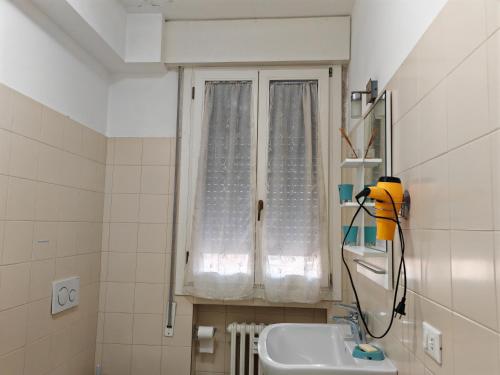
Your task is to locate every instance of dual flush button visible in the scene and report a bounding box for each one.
[57,286,77,305]
[51,276,80,315]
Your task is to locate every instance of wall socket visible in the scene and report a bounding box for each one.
[423,321,442,364]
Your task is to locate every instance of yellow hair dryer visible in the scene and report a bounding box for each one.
[355,176,403,241]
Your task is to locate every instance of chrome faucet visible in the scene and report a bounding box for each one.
[331,303,368,344]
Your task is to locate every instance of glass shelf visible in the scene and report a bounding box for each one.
[340,201,375,208]
[342,245,386,257]
[341,158,383,168]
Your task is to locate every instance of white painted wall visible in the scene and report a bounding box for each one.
[0,0,109,133]
[107,72,178,137]
[126,13,163,63]
[66,0,127,58]
[164,17,350,65]
[349,0,447,93]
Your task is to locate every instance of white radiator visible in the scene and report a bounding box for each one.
[227,322,266,375]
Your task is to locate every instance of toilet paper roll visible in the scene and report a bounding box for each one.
[197,326,215,354]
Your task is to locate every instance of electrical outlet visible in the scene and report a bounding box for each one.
[423,322,442,364]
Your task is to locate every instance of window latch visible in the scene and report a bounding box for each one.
[257,200,264,221]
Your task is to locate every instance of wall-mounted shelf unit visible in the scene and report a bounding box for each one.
[340,91,393,290]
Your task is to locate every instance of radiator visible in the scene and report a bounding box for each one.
[227,322,266,375]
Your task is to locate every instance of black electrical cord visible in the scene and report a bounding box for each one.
[341,189,407,339]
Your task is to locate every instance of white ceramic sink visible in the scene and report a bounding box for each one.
[258,324,397,375]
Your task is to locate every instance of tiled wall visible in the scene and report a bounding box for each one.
[340,0,500,374]
[0,84,106,374]
[193,305,326,375]
[96,137,195,375]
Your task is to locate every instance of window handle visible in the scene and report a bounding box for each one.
[257,200,264,221]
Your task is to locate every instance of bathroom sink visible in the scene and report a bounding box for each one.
[258,324,397,375]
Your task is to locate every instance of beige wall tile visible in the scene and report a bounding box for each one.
[0,262,30,310]
[110,194,139,222]
[141,166,170,194]
[451,230,498,329]
[104,282,135,313]
[137,224,167,253]
[0,129,11,175]
[392,50,419,123]
[442,0,487,72]
[103,313,133,344]
[102,343,132,375]
[134,283,164,314]
[109,223,138,253]
[488,29,500,132]
[0,175,7,220]
[131,345,162,375]
[419,156,450,230]
[38,144,66,184]
[9,134,39,179]
[54,256,77,280]
[106,139,115,166]
[24,335,52,375]
[453,313,500,375]
[35,182,62,221]
[492,131,500,230]
[112,166,141,194]
[26,298,53,344]
[485,0,500,36]
[2,221,34,265]
[416,11,449,99]
[0,305,27,355]
[175,296,194,316]
[29,259,55,301]
[62,118,83,154]
[449,136,493,230]
[107,253,137,283]
[400,229,422,293]
[0,84,13,131]
[419,81,447,163]
[393,107,420,174]
[141,138,171,166]
[138,194,169,223]
[51,326,71,366]
[420,230,451,308]
[136,253,165,283]
[114,139,142,165]
[446,44,490,149]
[6,177,36,220]
[496,231,500,329]
[56,222,78,257]
[0,348,25,375]
[11,91,42,139]
[40,107,65,148]
[82,127,107,163]
[132,314,163,345]
[161,346,191,375]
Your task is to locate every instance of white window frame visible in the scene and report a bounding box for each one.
[175,66,342,301]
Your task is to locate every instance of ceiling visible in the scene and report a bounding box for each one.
[117,0,355,20]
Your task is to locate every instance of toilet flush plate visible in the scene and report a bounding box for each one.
[51,276,80,315]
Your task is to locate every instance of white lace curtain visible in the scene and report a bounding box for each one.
[262,81,325,303]
[186,79,324,303]
[186,81,255,300]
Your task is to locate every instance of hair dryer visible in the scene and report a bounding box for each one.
[355,176,403,241]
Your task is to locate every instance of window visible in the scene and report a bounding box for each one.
[176,68,341,303]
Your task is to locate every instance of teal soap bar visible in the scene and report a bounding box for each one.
[352,344,385,361]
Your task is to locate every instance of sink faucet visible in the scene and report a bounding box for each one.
[331,303,368,344]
